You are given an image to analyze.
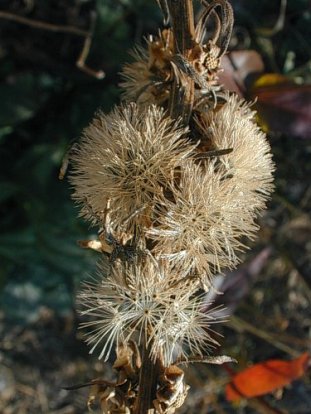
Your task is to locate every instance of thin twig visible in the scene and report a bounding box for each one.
[194,148,233,159]
[63,378,126,390]
[76,11,105,79]
[0,10,89,37]
[0,9,105,79]
[256,0,287,37]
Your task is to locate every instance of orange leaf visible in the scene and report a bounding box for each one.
[226,353,310,402]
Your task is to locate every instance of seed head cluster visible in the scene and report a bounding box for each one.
[72,94,274,363]
[120,30,174,105]
[70,1,274,380]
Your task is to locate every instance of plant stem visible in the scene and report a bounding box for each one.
[166,0,195,125]
[167,0,195,53]
[134,3,195,413]
[134,342,159,414]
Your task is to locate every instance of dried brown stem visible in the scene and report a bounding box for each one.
[166,0,195,53]
[166,0,195,124]
[76,12,105,79]
[0,9,105,79]
[0,10,89,36]
[133,6,197,411]
[134,342,159,414]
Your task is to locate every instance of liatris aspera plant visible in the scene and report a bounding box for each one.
[67,1,274,413]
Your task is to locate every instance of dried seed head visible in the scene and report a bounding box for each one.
[148,162,259,289]
[78,256,218,365]
[70,103,195,236]
[197,93,275,212]
[120,30,174,105]
[150,290,220,367]
[120,28,225,108]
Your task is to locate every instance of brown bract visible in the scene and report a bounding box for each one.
[120,27,225,110]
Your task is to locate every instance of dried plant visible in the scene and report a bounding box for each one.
[67,1,274,413]
[79,257,219,367]
[70,103,195,236]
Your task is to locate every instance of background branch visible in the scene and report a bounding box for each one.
[0,10,89,37]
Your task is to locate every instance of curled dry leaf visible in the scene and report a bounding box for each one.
[226,352,310,402]
[220,51,311,139]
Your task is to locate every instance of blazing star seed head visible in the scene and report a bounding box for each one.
[78,255,218,365]
[197,93,275,211]
[120,30,174,105]
[148,161,261,290]
[70,103,195,237]
[150,290,221,366]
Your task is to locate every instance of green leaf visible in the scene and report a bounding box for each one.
[0,73,51,127]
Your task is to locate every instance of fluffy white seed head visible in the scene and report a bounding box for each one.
[147,161,259,289]
[150,289,220,366]
[197,93,275,211]
[70,103,195,236]
[78,256,219,365]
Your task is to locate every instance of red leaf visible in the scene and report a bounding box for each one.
[220,53,311,138]
[251,75,311,139]
[226,353,310,402]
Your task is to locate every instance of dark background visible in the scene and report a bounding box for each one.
[0,1,310,413]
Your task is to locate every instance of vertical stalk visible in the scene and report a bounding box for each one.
[134,341,159,414]
[167,0,195,53]
[167,0,195,124]
[135,2,195,413]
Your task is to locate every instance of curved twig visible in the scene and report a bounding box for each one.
[0,10,89,36]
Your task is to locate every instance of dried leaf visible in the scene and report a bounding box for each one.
[199,355,236,365]
[220,52,311,138]
[251,74,311,139]
[226,353,310,402]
